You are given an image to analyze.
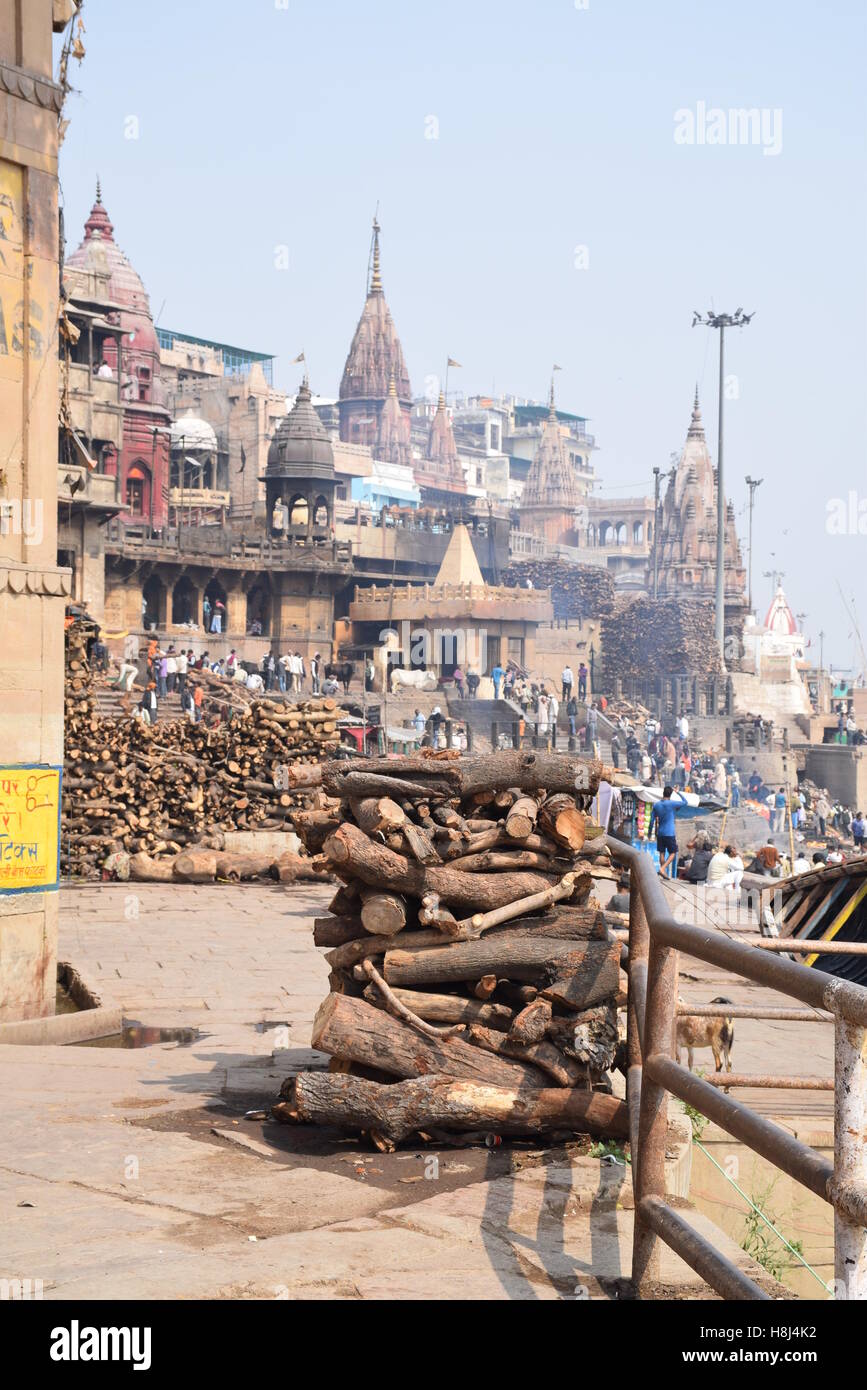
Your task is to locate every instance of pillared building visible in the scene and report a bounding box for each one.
[66,185,171,526]
[656,388,747,612]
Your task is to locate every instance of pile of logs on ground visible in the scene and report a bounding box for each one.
[63,619,347,879]
[601,597,721,680]
[274,749,628,1148]
[503,560,615,620]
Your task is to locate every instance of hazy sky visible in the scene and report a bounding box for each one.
[58,0,866,668]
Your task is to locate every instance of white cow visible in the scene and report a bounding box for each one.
[390,667,438,695]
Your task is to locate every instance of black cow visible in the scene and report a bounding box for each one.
[325,661,353,694]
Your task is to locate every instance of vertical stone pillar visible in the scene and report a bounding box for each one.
[0,1,70,1019]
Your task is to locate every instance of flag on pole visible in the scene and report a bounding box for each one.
[239,444,247,474]
[291,351,305,364]
[447,357,462,368]
[553,363,563,372]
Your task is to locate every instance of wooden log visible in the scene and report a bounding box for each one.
[277,1072,629,1144]
[310,993,549,1089]
[538,794,586,852]
[360,889,408,938]
[504,796,539,840]
[466,1024,583,1088]
[383,935,621,1008]
[508,998,553,1044]
[350,796,407,836]
[450,849,556,874]
[401,821,441,865]
[362,985,514,1031]
[171,850,219,883]
[323,823,560,914]
[129,851,175,882]
[313,915,366,948]
[473,974,498,1000]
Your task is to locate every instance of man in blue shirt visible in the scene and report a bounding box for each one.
[649,785,686,877]
[491,664,504,698]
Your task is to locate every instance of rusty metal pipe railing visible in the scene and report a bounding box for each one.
[639,1195,771,1301]
[646,1054,834,1199]
[605,834,867,1300]
[675,1004,832,1021]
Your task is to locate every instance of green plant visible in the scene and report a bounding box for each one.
[740,1177,804,1282]
[589,1139,630,1164]
[681,1101,708,1142]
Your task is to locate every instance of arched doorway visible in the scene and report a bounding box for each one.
[203,578,228,634]
[126,462,151,519]
[142,574,165,630]
[313,494,330,531]
[246,582,271,636]
[172,576,198,626]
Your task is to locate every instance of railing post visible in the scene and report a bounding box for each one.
[626,878,648,1182]
[632,914,679,1297]
[834,1013,867,1299]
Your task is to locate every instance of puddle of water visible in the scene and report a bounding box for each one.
[73,1024,201,1049]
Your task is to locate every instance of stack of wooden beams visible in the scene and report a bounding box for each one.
[274,750,628,1149]
[503,560,615,620]
[601,597,721,680]
[62,622,348,879]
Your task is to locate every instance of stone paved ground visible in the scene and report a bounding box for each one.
[0,883,775,1300]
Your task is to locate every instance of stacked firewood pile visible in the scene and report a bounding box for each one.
[62,619,347,879]
[503,560,615,620]
[274,749,628,1148]
[601,597,721,680]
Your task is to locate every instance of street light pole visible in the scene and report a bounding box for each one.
[745,474,763,616]
[652,466,661,599]
[692,308,754,663]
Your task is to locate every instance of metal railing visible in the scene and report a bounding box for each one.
[607,836,867,1300]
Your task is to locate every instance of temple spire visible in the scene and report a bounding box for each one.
[370,217,383,294]
[687,384,705,440]
[95,175,102,204]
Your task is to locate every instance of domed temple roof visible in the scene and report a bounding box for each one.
[266,378,334,479]
[170,414,218,452]
[67,182,154,322]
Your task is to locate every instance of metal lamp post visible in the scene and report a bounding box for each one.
[692,309,754,662]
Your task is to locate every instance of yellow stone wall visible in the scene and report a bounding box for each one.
[0,0,71,1019]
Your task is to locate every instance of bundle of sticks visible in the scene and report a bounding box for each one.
[601,596,722,680]
[62,623,348,878]
[275,749,628,1149]
[503,559,615,620]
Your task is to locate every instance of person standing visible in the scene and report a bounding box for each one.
[166,648,177,694]
[176,648,188,697]
[157,651,168,699]
[586,702,599,758]
[815,792,831,838]
[649,785,686,878]
[610,729,621,769]
[561,664,574,704]
[567,693,578,739]
[203,595,211,632]
[141,681,158,725]
[193,683,203,722]
[491,662,504,699]
[577,662,588,701]
[453,664,465,698]
[852,811,865,851]
[730,767,741,808]
[413,708,426,737]
[311,652,322,696]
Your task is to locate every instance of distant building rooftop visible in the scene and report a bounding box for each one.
[156,328,274,386]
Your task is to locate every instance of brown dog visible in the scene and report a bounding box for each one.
[676,996,734,1073]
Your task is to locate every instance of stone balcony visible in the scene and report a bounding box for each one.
[350,580,553,624]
